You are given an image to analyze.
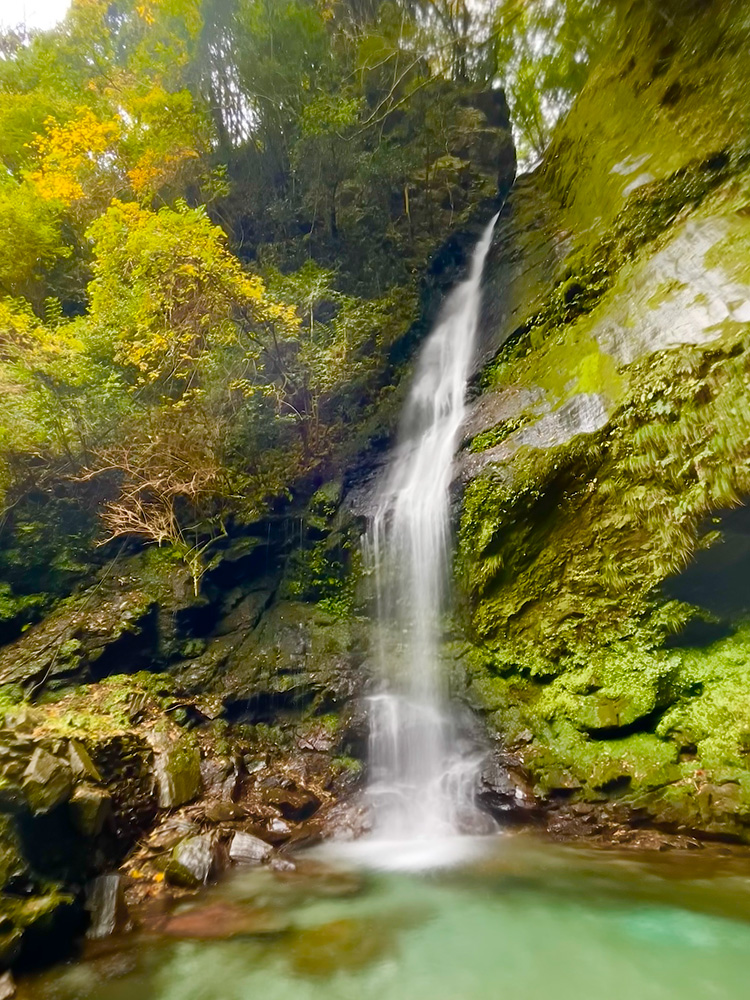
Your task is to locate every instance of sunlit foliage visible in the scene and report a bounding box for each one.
[0,0,607,596]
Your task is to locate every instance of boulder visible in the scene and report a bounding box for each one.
[150,732,202,809]
[228,832,272,865]
[165,835,219,888]
[69,785,113,837]
[199,756,240,802]
[22,748,72,815]
[68,740,103,782]
[478,756,537,818]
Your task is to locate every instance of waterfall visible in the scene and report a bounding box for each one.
[364,214,499,863]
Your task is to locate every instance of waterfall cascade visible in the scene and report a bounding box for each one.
[363,214,499,866]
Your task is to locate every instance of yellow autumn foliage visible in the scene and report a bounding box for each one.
[29,111,122,207]
[84,199,300,388]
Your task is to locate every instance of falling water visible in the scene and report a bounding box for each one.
[364,214,499,863]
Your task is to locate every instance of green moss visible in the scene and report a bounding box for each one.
[0,889,74,930]
[535,644,681,733]
[657,626,750,767]
[461,324,750,655]
[307,481,343,529]
[481,152,742,408]
[468,415,533,454]
[38,671,178,738]
[704,219,750,286]
[0,685,25,712]
[538,0,750,241]
[529,725,680,797]
[454,0,750,840]
[0,584,47,637]
[463,614,750,836]
[152,727,201,808]
[330,755,363,777]
[489,328,624,412]
[281,526,362,617]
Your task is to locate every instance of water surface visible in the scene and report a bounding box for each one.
[21,834,750,1000]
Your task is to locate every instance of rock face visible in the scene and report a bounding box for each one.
[85,874,128,939]
[456,0,750,841]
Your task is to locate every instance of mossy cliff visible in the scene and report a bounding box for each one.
[457,0,750,841]
[0,480,372,969]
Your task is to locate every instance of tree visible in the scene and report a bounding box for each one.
[72,198,302,588]
[491,0,613,164]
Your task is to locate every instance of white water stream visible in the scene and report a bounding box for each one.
[363,214,499,867]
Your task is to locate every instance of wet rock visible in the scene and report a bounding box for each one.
[266,817,293,841]
[228,832,272,865]
[162,901,289,939]
[460,393,610,481]
[68,740,103,783]
[165,835,219,888]
[268,855,296,873]
[316,800,370,842]
[296,721,338,752]
[0,817,26,888]
[22,748,73,815]
[85,874,129,939]
[478,756,538,818]
[150,732,201,809]
[70,785,113,837]
[284,817,325,849]
[203,801,247,823]
[199,757,240,802]
[264,787,320,821]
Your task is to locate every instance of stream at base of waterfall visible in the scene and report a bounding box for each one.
[357,215,500,869]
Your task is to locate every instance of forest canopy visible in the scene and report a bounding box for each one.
[0,0,611,605]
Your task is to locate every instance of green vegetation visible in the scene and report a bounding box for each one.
[455,0,750,836]
[5,0,750,853]
[0,0,616,617]
[3,0,614,611]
